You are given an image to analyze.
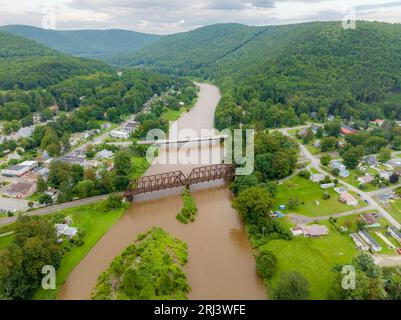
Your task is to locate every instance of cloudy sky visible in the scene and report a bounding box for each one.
[0,0,400,34]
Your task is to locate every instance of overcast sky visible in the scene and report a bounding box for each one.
[0,0,400,34]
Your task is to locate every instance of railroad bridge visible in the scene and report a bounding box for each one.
[124,163,235,200]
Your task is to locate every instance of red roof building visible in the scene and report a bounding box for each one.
[340,125,358,135]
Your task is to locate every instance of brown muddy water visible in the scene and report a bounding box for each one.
[58,83,266,300]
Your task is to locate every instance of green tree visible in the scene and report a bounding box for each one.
[343,145,365,169]
[256,251,278,282]
[320,154,332,166]
[36,175,47,193]
[76,179,95,198]
[274,272,310,300]
[233,187,273,225]
[378,148,391,163]
[114,150,132,176]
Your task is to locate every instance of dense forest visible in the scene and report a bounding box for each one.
[0,25,162,60]
[126,21,401,129]
[0,31,110,90]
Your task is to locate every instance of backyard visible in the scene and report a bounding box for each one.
[262,220,358,299]
[275,176,365,217]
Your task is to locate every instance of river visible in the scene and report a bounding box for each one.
[58,83,266,300]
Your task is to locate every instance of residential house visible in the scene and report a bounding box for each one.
[44,188,59,201]
[371,119,385,127]
[310,173,325,183]
[359,230,382,252]
[55,224,78,239]
[1,160,38,177]
[357,175,374,184]
[59,155,85,166]
[302,224,329,237]
[96,149,114,160]
[362,213,381,228]
[2,182,36,199]
[364,155,377,166]
[110,130,130,139]
[387,158,401,168]
[341,125,358,135]
[330,160,350,177]
[291,227,304,237]
[321,183,335,189]
[125,121,139,132]
[388,226,401,243]
[340,192,358,206]
[379,170,392,181]
[334,186,347,194]
[350,233,370,251]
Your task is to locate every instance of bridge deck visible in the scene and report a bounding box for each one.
[125,164,235,198]
[137,135,228,145]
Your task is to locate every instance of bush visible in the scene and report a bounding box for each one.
[322,192,331,200]
[105,193,123,210]
[274,272,310,300]
[256,251,278,281]
[176,187,197,224]
[298,169,310,179]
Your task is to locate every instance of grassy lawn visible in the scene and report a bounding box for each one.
[342,170,377,192]
[386,199,401,224]
[275,176,365,217]
[27,192,41,202]
[130,156,150,179]
[0,233,14,249]
[262,221,358,299]
[34,201,128,300]
[161,107,187,122]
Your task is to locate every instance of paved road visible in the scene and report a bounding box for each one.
[373,254,401,267]
[0,194,123,227]
[277,126,401,229]
[287,205,376,225]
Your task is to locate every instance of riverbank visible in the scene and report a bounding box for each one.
[58,83,266,300]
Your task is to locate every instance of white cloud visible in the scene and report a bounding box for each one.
[0,0,400,34]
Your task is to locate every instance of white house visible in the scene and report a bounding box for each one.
[1,160,38,177]
[310,173,325,183]
[96,149,114,160]
[379,171,392,180]
[359,230,382,252]
[55,224,78,239]
[110,130,130,139]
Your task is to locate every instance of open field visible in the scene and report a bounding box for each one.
[33,201,128,300]
[262,220,358,299]
[130,156,150,179]
[274,176,365,217]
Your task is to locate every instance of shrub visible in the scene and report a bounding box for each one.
[176,187,197,224]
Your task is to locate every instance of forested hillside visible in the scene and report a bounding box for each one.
[0,25,162,60]
[0,31,110,90]
[128,21,401,129]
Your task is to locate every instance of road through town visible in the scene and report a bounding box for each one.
[278,126,401,229]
